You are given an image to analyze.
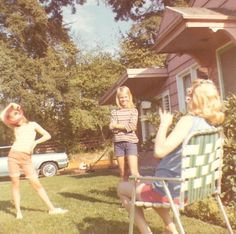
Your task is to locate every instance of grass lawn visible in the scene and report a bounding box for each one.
[0,170,231,234]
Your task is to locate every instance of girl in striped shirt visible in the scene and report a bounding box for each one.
[109,86,140,181]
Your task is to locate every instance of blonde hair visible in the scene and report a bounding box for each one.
[116,86,135,109]
[187,79,225,126]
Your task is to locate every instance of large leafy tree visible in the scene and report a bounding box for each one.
[0,0,78,146]
[0,0,191,150]
[104,0,190,68]
[65,51,124,151]
[0,0,84,57]
[119,14,165,68]
[0,40,77,144]
[0,0,125,152]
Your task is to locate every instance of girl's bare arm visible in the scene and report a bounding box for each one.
[34,123,51,145]
[0,103,19,121]
[154,113,193,158]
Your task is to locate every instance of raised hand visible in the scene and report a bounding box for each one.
[159,108,173,129]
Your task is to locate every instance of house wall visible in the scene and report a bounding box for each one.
[167,55,196,111]
[162,52,226,112]
[158,8,181,38]
[190,0,236,9]
[217,43,236,97]
[159,0,236,112]
[190,0,236,95]
[157,54,197,111]
[138,0,236,143]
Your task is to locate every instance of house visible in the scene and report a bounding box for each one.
[100,0,236,143]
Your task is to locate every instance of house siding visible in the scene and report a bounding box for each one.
[158,8,182,39]
[164,54,196,111]
[138,0,236,142]
[191,0,236,9]
[160,0,236,111]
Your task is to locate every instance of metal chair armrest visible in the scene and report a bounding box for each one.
[129,175,184,182]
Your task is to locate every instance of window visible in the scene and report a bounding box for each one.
[176,65,208,112]
[161,91,171,112]
[216,42,236,98]
[153,90,171,112]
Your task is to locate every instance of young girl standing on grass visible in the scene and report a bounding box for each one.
[109,86,140,181]
[0,103,68,219]
[117,79,225,234]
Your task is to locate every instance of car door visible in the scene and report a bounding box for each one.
[0,146,10,177]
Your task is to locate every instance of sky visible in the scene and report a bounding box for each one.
[62,1,132,54]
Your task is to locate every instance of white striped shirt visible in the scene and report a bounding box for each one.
[110,108,139,143]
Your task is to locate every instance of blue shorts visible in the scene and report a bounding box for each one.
[114,142,138,157]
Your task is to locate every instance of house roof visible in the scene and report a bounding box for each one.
[99,68,168,105]
[154,7,236,65]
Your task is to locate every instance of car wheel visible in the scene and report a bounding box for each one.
[40,162,58,177]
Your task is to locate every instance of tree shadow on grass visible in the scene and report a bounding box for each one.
[89,186,118,200]
[0,200,46,217]
[76,216,162,234]
[0,200,15,216]
[20,206,45,213]
[60,192,120,205]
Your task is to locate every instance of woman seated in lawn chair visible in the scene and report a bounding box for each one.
[117,79,225,234]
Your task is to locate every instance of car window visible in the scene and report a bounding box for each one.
[34,142,66,154]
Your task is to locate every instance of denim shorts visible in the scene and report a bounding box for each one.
[114,142,138,157]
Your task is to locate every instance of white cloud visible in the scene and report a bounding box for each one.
[63,5,95,35]
[62,1,132,53]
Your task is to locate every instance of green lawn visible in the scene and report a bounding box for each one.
[0,170,231,234]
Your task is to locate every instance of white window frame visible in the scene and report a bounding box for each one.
[216,41,235,99]
[154,90,171,112]
[176,64,199,112]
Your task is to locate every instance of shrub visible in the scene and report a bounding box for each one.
[222,94,236,206]
[184,197,236,229]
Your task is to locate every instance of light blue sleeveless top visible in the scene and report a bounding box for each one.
[153,116,214,197]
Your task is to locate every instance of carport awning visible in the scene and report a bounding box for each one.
[99,68,168,105]
[154,7,236,65]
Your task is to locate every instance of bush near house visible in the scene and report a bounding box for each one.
[145,94,236,228]
[221,94,236,207]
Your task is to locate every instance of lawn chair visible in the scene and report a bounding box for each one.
[129,127,234,234]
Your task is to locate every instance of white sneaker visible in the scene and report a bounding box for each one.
[16,212,23,219]
[49,208,68,215]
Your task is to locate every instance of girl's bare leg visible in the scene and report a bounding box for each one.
[154,207,178,234]
[28,177,55,211]
[117,156,129,181]
[117,181,153,234]
[11,176,22,219]
[127,155,140,177]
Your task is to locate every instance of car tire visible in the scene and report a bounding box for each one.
[40,162,58,177]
